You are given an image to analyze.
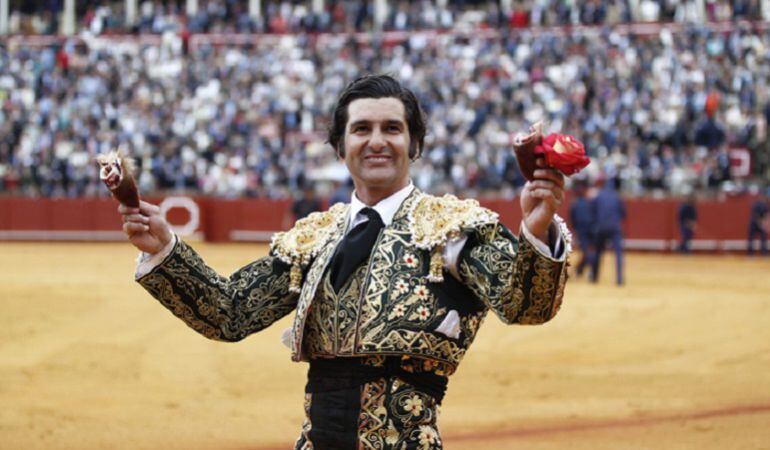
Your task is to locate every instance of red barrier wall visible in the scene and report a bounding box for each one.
[198,198,293,242]
[0,198,124,240]
[0,196,762,251]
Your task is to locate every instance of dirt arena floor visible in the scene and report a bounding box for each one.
[1,242,769,450]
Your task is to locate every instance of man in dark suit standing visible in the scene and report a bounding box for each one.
[590,178,626,285]
[678,194,698,253]
[569,178,595,277]
[747,190,769,256]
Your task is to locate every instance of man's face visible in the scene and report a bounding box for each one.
[342,97,412,199]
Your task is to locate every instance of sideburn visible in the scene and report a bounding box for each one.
[409,142,421,160]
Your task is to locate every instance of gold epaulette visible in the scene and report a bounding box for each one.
[408,194,499,283]
[270,203,348,293]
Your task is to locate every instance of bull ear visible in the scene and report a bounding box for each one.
[119,152,137,177]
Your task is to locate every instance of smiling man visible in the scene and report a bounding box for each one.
[120,74,570,449]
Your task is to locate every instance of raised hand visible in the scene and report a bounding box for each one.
[118,200,173,254]
[520,159,565,242]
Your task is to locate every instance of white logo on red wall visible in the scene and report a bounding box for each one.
[729,148,750,178]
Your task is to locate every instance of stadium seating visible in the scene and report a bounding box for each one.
[0,2,768,199]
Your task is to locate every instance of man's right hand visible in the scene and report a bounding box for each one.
[119,200,173,254]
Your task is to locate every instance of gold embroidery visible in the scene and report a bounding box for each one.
[550,253,570,319]
[271,203,348,293]
[291,225,346,361]
[138,240,297,342]
[428,247,444,283]
[460,311,487,348]
[519,253,557,324]
[416,424,441,450]
[359,379,389,450]
[293,393,314,450]
[460,226,525,324]
[458,222,567,326]
[356,329,465,375]
[409,194,498,283]
[515,235,569,324]
[141,273,223,339]
[304,265,368,357]
[358,377,442,449]
[291,189,567,369]
[355,228,405,344]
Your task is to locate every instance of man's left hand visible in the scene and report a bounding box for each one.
[521,159,565,242]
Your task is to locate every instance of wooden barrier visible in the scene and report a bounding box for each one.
[0,195,763,252]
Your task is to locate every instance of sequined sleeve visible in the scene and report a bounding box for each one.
[136,239,299,341]
[457,222,568,325]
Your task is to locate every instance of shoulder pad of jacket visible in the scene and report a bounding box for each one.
[271,202,348,267]
[408,193,499,251]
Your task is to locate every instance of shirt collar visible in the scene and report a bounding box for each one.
[349,182,414,229]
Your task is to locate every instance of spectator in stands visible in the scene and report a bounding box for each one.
[747,189,769,255]
[694,116,726,151]
[678,193,698,253]
[590,177,627,285]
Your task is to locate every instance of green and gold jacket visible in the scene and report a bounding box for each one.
[137,188,570,375]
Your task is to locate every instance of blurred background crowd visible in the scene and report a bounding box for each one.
[1,0,769,200]
[6,0,767,35]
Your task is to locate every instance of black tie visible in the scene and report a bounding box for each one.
[330,207,385,292]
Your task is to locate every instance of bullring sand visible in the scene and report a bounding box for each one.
[1,242,768,449]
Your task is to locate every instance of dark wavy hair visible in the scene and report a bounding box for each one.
[327,74,426,159]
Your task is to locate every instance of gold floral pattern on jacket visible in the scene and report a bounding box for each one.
[358,377,442,450]
[303,264,369,356]
[138,240,298,341]
[408,193,498,282]
[459,223,567,325]
[270,202,349,293]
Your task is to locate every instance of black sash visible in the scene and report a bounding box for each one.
[306,357,448,404]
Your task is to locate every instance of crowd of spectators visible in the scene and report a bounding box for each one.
[1,5,769,200]
[7,0,768,36]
